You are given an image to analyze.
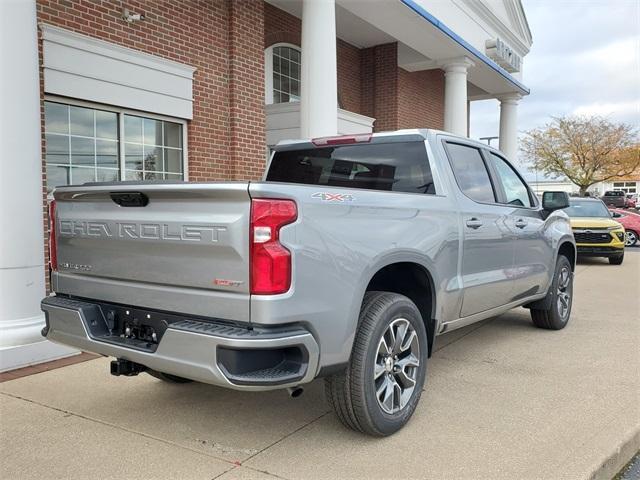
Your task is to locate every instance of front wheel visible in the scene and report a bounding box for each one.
[609,252,624,265]
[325,292,428,436]
[531,255,573,330]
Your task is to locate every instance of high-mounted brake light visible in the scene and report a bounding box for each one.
[311,134,372,146]
[250,199,297,295]
[48,200,57,271]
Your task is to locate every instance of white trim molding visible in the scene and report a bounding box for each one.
[266,102,374,146]
[456,0,531,57]
[40,24,196,119]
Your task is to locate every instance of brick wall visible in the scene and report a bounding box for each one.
[38,0,268,182]
[229,0,266,180]
[398,68,445,130]
[264,1,300,47]
[361,43,399,131]
[361,42,445,132]
[337,40,361,114]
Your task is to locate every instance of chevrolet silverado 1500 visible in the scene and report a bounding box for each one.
[42,129,576,436]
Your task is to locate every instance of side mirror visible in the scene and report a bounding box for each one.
[611,212,622,218]
[542,191,570,212]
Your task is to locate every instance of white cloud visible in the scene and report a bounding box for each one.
[573,101,640,121]
[579,37,639,68]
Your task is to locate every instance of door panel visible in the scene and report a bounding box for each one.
[441,141,516,317]
[485,152,553,300]
[507,210,553,299]
[459,205,515,316]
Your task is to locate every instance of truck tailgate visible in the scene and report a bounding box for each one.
[52,182,251,322]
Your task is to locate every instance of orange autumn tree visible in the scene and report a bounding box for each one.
[521,116,639,196]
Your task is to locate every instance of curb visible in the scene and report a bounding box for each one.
[589,426,640,480]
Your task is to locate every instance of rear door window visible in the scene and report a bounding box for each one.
[444,142,496,203]
[266,141,435,194]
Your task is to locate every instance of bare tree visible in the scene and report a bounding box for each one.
[521,116,639,195]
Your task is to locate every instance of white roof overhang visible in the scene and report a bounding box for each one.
[266,0,529,98]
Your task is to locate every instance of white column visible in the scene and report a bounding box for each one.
[300,0,338,139]
[498,93,521,161]
[442,58,474,137]
[0,0,75,371]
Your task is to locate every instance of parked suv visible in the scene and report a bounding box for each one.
[564,198,625,264]
[41,130,576,436]
[603,190,630,208]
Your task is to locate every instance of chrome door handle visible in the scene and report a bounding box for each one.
[515,219,528,229]
[465,218,483,229]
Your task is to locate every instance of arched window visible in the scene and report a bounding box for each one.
[265,43,301,105]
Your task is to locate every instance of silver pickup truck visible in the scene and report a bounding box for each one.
[42,129,576,436]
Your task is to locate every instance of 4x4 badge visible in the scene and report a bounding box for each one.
[312,192,355,202]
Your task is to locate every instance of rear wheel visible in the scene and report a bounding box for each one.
[325,291,428,436]
[146,370,193,383]
[531,255,573,330]
[609,252,624,265]
[625,230,637,247]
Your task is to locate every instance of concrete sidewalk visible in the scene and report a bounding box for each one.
[1,252,639,480]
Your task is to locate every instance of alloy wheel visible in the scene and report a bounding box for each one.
[625,231,637,247]
[556,266,572,320]
[374,318,420,414]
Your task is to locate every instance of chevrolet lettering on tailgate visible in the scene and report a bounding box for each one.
[58,220,227,243]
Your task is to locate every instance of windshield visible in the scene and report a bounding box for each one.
[563,200,610,217]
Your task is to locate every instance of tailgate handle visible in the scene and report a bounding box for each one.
[110,192,149,207]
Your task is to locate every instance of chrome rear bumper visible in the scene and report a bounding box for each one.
[41,296,319,391]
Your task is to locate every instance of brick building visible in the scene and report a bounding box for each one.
[0,0,532,370]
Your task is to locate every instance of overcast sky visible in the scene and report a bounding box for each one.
[469,0,640,179]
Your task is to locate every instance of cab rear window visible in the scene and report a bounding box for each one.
[266,141,435,194]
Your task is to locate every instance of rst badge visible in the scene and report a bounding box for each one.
[59,262,92,272]
[312,192,355,202]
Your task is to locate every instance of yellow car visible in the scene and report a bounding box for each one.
[564,198,625,265]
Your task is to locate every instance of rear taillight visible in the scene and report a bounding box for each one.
[48,200,57,271]
[250,198,297,295]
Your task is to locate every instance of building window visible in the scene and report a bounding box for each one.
[612,181,637,194]
[123,115,184,181]
[44,100,185,192]
[265,44,301,104]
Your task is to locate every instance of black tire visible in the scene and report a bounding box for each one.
[609,252,624,265]
[325,291,428,436]
[531,255,573,330]
[625,230,638,247]
[146,370,193,383]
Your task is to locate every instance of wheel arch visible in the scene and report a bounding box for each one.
[525,241,575,311]
[363,261,437,357]
[557,241,576,271]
